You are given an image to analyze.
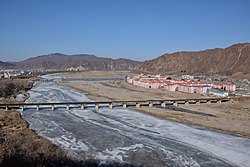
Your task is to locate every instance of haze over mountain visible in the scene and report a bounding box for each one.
[16,53,141,71]
[136,43,250,77]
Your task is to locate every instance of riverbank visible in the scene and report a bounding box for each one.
[0,78,34,104]
[1,109,140,167]
[57,72,250,137]
[0,109,82,166]
[0,78,80,166]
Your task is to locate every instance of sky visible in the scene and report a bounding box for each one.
[0,0,250,62]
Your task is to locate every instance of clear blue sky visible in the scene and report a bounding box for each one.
[0,0,250,62]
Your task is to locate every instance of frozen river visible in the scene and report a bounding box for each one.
[21,80,250,167]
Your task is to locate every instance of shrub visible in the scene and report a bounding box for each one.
[0,79,31,98]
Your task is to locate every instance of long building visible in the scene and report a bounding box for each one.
[127,75,236,95]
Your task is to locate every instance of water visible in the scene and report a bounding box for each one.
[20,79,250,167]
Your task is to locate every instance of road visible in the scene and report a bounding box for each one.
[20,79,250,167]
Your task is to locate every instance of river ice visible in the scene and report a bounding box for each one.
[20,80,250,167]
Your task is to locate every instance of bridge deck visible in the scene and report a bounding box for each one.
[0,97,229,108]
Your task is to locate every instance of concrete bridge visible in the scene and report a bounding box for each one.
[0,97,230,111]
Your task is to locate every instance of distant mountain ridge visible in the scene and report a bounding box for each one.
[1,42,250,78]
[0,61,16,69]
[16,53,141,71]
[136,43,250,77]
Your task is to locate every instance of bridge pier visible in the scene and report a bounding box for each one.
[81,104,85,110]
[207,100,211,104]
[51,105,55,111]
[66,105,70,110]
[196,101,200,105]
[5,106,8,111]
[149,102,153,107]
[95,103,99,110]
[123,103,127,108]
[217,100,221,104]
[185,101,189,106]
[173,102,178,107]
[109,103,113,109]
[161,102,166,108]
[36,105,39,111]
[21,106,24,112]
[136,103,141,108]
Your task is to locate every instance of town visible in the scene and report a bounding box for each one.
[127,74,236,97]
[0,69,33,79]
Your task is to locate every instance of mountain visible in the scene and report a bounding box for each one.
[0,61,16,69]
[16,53,141,71]
[136,43,250,77]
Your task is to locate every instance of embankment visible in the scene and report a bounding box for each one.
[0,109,99,166]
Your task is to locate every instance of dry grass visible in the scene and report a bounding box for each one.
[52,71,127,79]
[0,79,32,100]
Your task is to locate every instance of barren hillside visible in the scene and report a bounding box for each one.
[136,43,250,77]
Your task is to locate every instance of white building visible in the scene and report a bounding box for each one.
[209,89,229,97]
[181,75,194,80]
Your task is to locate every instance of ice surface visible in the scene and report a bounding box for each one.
[20,77,250,167]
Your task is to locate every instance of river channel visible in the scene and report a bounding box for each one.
[20,77,250,167]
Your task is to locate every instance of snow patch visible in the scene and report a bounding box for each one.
[96,144,144,163]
